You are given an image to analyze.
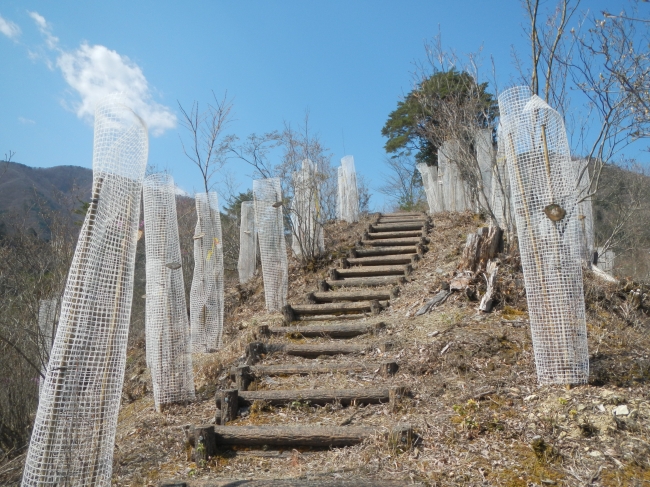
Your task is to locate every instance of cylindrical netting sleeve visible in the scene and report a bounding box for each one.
[290,160,324,257]
[476,129,495,211]
[238,201,257,283]
[337,166,346,221]
[23,94,148,487]
[416,163,440,214]
[341,156,360,222]
[143,174,195,412]
[498,87,588,385]
[575,159,595,263]
[253,178,288,311]
[190,192,225,353]
[38,299,58,396]
[491,124,514,231]
[439,140,471,212]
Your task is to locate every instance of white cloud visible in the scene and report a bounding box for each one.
[57,43,176,136]
[28,11,57,48]
[18,116,35,125]
[0,14,21,40]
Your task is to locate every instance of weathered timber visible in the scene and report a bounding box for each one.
[360,237,428,247]
[205,423,413,448]
[268,321,384,338]
[346,254,418,266]
[380,212,425,217]
[351,246,422,258]
[235,365,253,391]
[229,360,398,379]
[215,387,395,408]
[220,390,238,424]
[365,230,424,239]
[292,314,371,322]
[161,479,424,487]
[478,259,499,313]
[415,290,451,316]
[190,424,217,459]
[460,226,503,272]
[286,301,386,317]
[324,276,406,289]
[370,222,428,232]
[246,342,267,365]
[161,479,424,486]
[265,341,392,358]
[334,265,411,278]
[306,288,398,303]
[389,386,409,412]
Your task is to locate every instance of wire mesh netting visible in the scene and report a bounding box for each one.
[38,299,59,396]
[338,156,360,222]
[190,192,224,353]
[238,201,257,283]
[23,94,148,486]
[253,178,288,311]
[290,159,324,257]
[416,163,441,214]
[143,174,195,412]
[476,129,495,211]
[337,166,346,221]
[491,124,515,231]
[498,86,588,385]
[575,159,595,264]
[439,140,472,212]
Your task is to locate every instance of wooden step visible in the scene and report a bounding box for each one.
[330,265,411,279]
[306,289,398,303]
[229,361,399,380]
[187,423,412,450]
[215,386,402,408]
[344,254,418,267]
[163,479,423,487]
[350,245,423,258]
[283,302,386,323]
[365,230,424,239]
[379,212,425,217]
[246,341,392,363]
[321,276,406,290]
[370,222,429,232]
[268,321,384,338]
[360,237,428,247]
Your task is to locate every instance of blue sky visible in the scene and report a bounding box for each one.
[0,1,632,209]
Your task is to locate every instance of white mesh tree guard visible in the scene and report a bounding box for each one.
[23,94,148,486]
[337,166,346,220]
[253,178,288,311]
[475,129,495,211]
[596,247,615,273]
[439,140,472,212]
[575,159,595,264]
[491,124,515,231]
[337,156,360,222]
[290,159,325,257]
[143,174,195,412]
[190,192,224,353]
[416,163,442,214]
[38,299,58,396]
[238,200,257,283]
[498,86,588,385]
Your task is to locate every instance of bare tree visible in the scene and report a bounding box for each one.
[377,155,425,211]
[178,91,235,195]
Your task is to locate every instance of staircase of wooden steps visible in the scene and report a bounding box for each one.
[177,212,431,485]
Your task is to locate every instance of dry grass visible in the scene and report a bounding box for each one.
[2,212,649,486]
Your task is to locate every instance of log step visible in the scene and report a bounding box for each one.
[379,212,425,217]
[361,237,428,247]
[246,341,392,362]
[307,289,398,303]
[351,246,423,258]
[322,276,406,289]
[365,230,424,239]
[163,479,423,487]
[370,222,428,232]
[332,265,411,278]
[268,321,384,338]
[216,387,398,407]
[230,361,398,379]
[345,255,418,266]
[189,423,412,449]
[283,301,387,321]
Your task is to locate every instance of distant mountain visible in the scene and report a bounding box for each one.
[0,160,93,235]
